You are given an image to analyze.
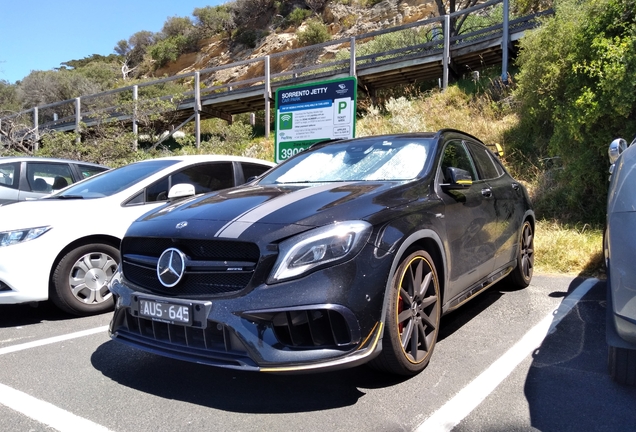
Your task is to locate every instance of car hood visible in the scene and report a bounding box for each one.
[0,198,111,231]
[128,181,419,242]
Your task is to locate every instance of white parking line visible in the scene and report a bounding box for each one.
[0,382,114,432]
[415,278,598,432]
[0,325,111,431]
[0,325,108,356]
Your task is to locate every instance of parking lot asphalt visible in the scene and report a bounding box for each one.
[1,274,635,432]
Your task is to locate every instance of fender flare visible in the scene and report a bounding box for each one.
[377,229,447,335]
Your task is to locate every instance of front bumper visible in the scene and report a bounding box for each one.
[108,246,392,372]
[0,240,54,304]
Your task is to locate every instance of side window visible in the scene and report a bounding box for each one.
[0,163,19,189]
[26,162,73,192]
[466,142,501,180]
[172,162,234,194]
[440,140,478,183]
[146,177,170,202]
[77,164,107,179]
[145,162,235,203]
[241,162,271,182]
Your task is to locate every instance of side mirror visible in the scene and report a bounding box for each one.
[442,167,473,190]
[167,183,195,200]
[609,138,628,164]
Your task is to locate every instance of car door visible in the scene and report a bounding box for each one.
[19,161,74,200]
[466,141,525,270]
[437,139,498,298]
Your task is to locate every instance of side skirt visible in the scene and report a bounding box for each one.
[442,263,515,314]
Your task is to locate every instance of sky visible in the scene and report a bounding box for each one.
[0,0,223,84]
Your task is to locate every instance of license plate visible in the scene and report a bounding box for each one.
[138,298,192,326]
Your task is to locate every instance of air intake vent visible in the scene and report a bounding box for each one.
[243,308,357,348]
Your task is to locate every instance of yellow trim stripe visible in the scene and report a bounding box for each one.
[260,322,384,373]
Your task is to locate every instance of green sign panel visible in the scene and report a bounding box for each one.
[274,77,357,163]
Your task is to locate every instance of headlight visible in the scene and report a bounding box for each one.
[0,226,52,247]
[268,221,372,283]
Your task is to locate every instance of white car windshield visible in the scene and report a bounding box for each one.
[260,138,433,184]
[50,159,179,199]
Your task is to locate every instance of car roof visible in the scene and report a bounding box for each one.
[124,154,276,166]
[0,154,276,168]
[0,156,108,168]
[308,129,485,150]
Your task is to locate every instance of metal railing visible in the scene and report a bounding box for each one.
[0,0,550,149]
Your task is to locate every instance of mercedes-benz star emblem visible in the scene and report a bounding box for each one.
[157,248,187,287]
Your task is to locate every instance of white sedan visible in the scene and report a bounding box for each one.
[0,155,275,316]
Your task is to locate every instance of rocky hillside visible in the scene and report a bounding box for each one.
[155,0,438,78]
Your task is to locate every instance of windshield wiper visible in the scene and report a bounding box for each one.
[52,195,85,200]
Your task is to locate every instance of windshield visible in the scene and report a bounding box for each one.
[260,137,433,184]
[52,159,179,199]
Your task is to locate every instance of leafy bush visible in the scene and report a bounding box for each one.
[37,128,140,167]
[513,0,636,223]
[297,19,331,46]
[286,7,312,27]
[193,5,234,37]
[148,35,191,67]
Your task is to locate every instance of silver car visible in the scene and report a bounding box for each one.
[605,136,636,385]
[0,156,108,204]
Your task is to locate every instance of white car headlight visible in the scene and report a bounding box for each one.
[268,221,372,283]
[0,226,52,247]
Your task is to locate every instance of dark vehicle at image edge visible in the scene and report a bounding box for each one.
[108,129,535,375]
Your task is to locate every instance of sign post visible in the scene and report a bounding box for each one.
[274,77,357,163]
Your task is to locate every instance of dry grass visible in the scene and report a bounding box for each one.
[534,220,604,278]
[356,86,519,147]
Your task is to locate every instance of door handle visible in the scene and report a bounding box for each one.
[512,182,520,191]
[481,188,493,198]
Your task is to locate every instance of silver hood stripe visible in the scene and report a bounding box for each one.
[215,182,355,239]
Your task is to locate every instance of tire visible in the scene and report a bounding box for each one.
[50,243,119,316]
[506,220,534,288]
[370,250,441,376]
[609,345,636,386]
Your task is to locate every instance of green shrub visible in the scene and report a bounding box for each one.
[297,19,331,46]
[513,0,636,223]
[286,8,312,27]
[148,35,191,67]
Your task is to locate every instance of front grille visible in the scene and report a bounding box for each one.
[125,309,237,352]
[121,237,260,298]
[123,237,260,261]
[111,309,252,367]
